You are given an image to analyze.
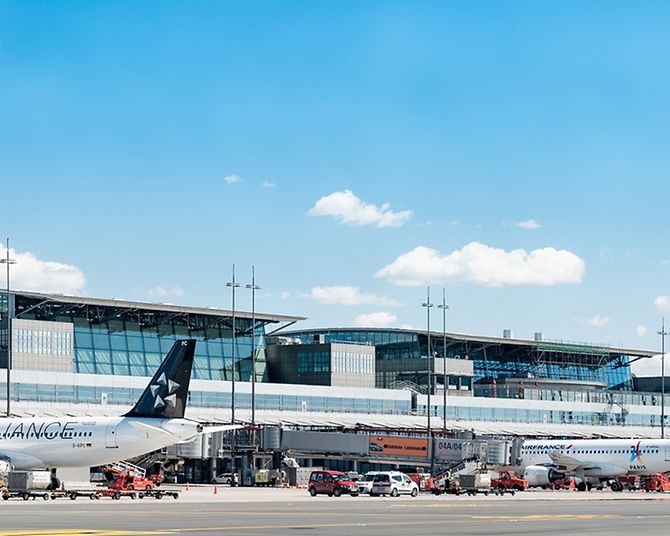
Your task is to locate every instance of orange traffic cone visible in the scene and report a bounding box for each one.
[213,483,218,495]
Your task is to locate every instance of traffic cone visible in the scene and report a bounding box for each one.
[213,483,218,495]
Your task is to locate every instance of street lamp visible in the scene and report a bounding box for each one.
[226,264,241,485]
[1,238,16,417]
[421,287,433,471]
[246,266,260,426]
[437,288,449,433]
[659,318,668,439]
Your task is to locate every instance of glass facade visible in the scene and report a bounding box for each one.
[0,380,411,415]
[14,294,270,382]
[285,329,636,391]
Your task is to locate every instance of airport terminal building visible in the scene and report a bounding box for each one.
[0,290,661,438]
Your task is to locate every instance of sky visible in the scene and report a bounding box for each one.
[1,1,670,374]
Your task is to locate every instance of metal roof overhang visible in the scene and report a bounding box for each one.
[13,291,305,333]
[280,327,655,359]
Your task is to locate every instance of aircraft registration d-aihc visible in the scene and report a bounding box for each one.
[0,339,239,473]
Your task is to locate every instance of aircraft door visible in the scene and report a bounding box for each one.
[105,423,118,449]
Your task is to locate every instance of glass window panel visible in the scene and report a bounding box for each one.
[96,362,112,374]
[143,338,160,353]
[94,350,112,363]
[129,364,147,377]
[93,333,109,349]
[160,336,177,352]
[127,336,144,352]
[110,334,128,351]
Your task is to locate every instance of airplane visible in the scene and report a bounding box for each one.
[0,339,240,485]
[519,438,670,491]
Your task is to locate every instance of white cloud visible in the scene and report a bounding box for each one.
[0,245,86,294]
[375,242,586,287]
[307,190,412,228]
[147,286,184,299]
[655,296,670,313]
[353,311,398,328]
[516,219,541,230]
[636,325,649,337]
[630,354,665,377]
[262,181,276,188]
[580,315,610,327]
[224,175,241,184]
[307,286,399,306]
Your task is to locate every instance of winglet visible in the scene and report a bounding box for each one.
[125,339,196,419]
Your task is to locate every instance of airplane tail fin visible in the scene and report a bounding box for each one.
[125,339,196,420]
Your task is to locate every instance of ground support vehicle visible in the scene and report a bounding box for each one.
[431,479,466,496]
[407,473,436,493]
[137,488,179,499]
[491,471,528,492]
[55,490,101,501]
[96,488,139,500]
[460,473,492,496]
[492,487,516,496]
[615,475,640,492]
[1,471,55,501]
[1,488,51,501]
[549,477,576,491]
[103,461,155,493]
[641,473,670,493]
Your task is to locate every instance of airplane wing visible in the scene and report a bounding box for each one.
[548,452,595,472]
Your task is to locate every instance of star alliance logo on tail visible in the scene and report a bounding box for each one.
[149,372,180,410]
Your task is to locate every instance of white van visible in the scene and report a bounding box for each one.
[370,471,419,497]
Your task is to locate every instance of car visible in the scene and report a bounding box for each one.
[213,473,239,485]
[370,471,419,497]
[357,471,380,494]
[307,470,360,497]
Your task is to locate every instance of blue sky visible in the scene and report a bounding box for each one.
[1,1,669,364]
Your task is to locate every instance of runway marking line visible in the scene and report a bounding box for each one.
[0,531,169,536]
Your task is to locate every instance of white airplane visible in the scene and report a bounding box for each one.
[0,339,239,484]
[520,438,670,491]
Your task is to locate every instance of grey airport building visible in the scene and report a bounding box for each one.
[0,291,662,482]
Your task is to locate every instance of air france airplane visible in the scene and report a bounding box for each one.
[0,339,238,476]
[520,438,670,491]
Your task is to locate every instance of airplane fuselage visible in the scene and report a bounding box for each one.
[521,438,670,477]
[0,416,200,469]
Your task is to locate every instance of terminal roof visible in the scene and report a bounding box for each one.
[13,290,305,325]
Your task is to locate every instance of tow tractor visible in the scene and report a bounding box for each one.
[641,473,670,493]
[491,471,528,493]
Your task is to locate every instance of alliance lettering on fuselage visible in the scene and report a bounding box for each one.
[0,421,79,441]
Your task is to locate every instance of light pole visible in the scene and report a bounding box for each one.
[226,264,241,485]
[437,288,449,433]
[659,318,668,439]
[421,287,433,472]
[1,239,16,418]
[246,266,260,426]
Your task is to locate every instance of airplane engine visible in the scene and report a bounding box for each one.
[523,466,565,487]
[0,459,12,475]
